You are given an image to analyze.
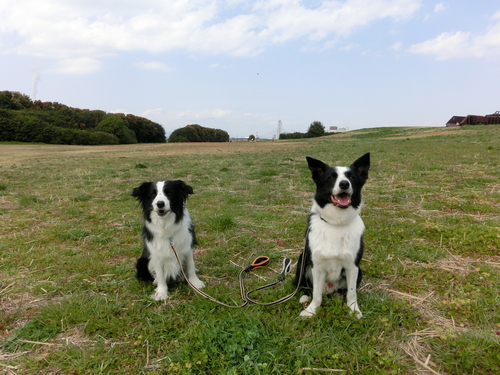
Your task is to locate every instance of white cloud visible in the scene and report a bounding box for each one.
[110,109,129,114]
[1,0,423,65]
[209,63,232,69]
[341,43,358,51]
[389,41,402,51]
[176,109,232,119]
[409,14,500,59]
[50,57,102,75]
[134,61,174,72]
[142,108,163,117]
[434,3,447,13]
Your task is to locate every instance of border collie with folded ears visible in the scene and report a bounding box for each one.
[132,180,205,301]
[293,153,370,318]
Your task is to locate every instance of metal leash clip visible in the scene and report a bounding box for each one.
[278,258,292,282]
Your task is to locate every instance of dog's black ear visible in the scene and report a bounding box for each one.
[351,153,370,183]
[132,182,152,199]
[306,156,327,179]
[174,180,194,198]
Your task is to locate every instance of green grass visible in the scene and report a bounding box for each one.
[1,125,499,374]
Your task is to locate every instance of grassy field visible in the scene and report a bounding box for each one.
[1,125,499,374]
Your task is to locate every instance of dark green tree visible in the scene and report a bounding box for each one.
[0,91,33,110]
[307,121,326,138]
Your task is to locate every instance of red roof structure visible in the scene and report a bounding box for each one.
[446,111,500,127]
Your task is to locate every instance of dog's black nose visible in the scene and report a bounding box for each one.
[157,201,165,208]
[339,180,350,190]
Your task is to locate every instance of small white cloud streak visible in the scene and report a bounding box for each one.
[176,109,232,119]
[134,61,174,72]
[389,41,402,51]
[142,108,163,118]
[409,13,500,60]
[434,3,447,13]
[50,57,102,75]
[30,62,42,99]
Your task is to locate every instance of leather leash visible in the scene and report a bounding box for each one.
[170,241,306,309]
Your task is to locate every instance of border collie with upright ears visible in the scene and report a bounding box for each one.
[293,153,370,318]
[132,180,205,301]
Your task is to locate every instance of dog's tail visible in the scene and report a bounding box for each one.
[136,257,154,282]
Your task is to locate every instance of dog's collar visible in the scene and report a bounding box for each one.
[312,212,328,223]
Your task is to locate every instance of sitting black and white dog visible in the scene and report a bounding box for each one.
[132,180,205,301]
[293,153,370,318]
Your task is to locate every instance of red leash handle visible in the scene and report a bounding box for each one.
[244,256,270,272]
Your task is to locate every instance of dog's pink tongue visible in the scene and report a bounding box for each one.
[332,194,351,207]
[338,195,350,206]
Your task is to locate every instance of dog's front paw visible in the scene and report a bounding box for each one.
[189,278,205,289]
[299,303,317,317]
[352,310,363,320]
[152,290,169,301]
[347,301,363,319]
[299,309,315,317]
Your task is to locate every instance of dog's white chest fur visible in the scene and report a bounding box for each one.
[145,209,192,264]
[309,201,365,256]
[309,213,363,265]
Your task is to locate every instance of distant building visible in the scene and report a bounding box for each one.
[446,111,500,127]
[329,126,349,133]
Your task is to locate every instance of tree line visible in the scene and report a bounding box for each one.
[0,91,166,145]
[279,121,326,140]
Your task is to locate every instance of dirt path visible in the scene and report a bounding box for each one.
[0,141,294,166]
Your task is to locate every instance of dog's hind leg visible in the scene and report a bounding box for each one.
[136,256,154,282]
[345,266,362,319]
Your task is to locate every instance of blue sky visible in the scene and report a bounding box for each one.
[1,0,500,138]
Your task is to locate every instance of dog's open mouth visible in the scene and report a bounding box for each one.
[331,193,351,209]
[157,209,169,216]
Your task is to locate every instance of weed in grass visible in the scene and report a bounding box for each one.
[430,330,500,374]
[72,194,92,202]
[18,195,42,206]
[206,213,237,232]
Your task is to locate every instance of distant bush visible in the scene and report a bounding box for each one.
[168,124,229,142]
[112,113,166,143]
[96,115,137,144]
